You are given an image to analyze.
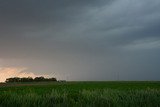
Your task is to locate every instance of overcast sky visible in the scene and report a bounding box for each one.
[0,0,160,82]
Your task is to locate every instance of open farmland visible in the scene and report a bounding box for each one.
[0,81,160,107]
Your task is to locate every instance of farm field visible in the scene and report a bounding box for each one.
[0,81,160,107]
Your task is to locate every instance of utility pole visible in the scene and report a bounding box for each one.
[117,71,119,81]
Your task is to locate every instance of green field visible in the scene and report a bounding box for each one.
[0,81,160,107]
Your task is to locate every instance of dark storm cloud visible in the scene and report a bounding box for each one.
[0,0,112,31]
[0,0,115,58]
[0,0,160,81]
[79,0,160,47]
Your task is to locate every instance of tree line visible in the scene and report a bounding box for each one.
[5,76,57,83]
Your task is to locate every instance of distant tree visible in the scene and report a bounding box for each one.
[5,77,20,83]
[27,77,34,82]
[5,76,57,83]
[49,77,57,81]
[34,76,45,82]
[21,77,33,82]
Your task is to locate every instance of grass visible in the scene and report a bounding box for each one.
[0,81,160,107]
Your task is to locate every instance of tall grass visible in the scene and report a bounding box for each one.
[0,88,160,107]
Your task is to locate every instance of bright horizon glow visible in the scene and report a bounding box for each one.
[0,67,49,82]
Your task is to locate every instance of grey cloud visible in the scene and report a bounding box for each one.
[80,0,160,44]
[0,0,160,81]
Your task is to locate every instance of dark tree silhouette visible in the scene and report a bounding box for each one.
[34,76,45,82]
[21,77,33,82]
[6,77,21,83]
[5,76,57,83]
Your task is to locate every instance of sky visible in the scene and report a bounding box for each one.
[0,0,160,82]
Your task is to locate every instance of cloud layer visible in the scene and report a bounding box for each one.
[0,0,160,81]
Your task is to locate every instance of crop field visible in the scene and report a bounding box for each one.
[0,81,160,107]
